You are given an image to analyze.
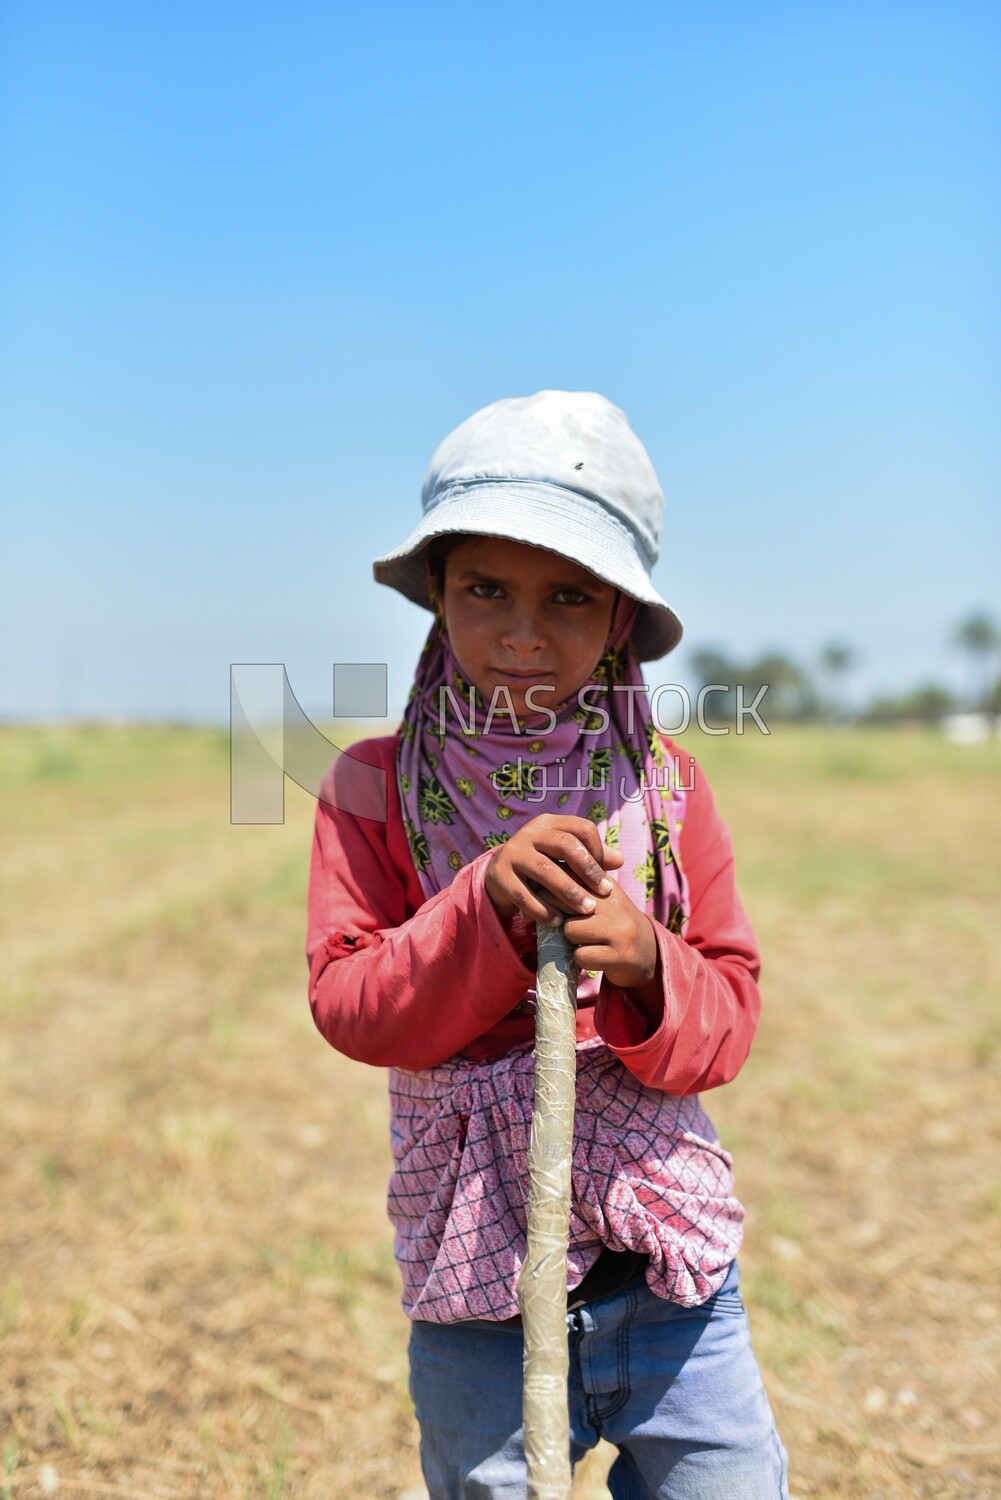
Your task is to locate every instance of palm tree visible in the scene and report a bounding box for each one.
[747,652,814,721]
[952,612,1001,710]
[819,642,858,722]
[687,648,739,729]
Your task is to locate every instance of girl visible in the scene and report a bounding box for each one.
[306,391,789,1498]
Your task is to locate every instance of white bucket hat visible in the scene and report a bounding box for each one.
[373,389,683,661]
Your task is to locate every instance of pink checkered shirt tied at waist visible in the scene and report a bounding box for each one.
[387,1034,744,1325]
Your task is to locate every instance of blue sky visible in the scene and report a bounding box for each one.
[1,1,998,721]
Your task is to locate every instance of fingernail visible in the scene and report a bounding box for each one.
[599,878,613,895]
[548,913,563,927]
[582,896,596,912]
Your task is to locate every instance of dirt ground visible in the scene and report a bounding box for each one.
[1,723,999,1498]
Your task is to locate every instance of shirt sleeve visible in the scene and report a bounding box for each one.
[593,751,762,1095]
[305,737,536,1069]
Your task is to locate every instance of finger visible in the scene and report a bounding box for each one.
[529,814,608,867]
[551,816,610,871]
[524,880,566,927]
[568,944,618,972]
[505,878,565,926]
[529,829,615,896]
[561,910,610,946]
[519,854,606,915]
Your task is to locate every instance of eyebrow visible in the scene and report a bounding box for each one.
[454,566,605,590]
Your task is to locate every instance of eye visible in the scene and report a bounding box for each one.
[554,588,590,606]
[469,582,504,599]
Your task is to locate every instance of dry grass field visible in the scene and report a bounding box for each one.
[1,722,999,1499]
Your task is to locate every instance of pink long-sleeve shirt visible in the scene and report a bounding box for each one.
[306,732,761,1093]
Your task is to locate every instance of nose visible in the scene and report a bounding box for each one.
[500,602,547,659]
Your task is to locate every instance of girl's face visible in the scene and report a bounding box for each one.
[441,536,617,719]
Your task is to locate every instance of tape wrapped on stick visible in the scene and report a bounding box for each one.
[517,921,578,1500]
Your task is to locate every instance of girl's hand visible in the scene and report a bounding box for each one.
[484,814,624,927]
[562,884,659,994]
[484,813,662,1016]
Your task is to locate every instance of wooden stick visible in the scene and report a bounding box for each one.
[518,923,578,1500]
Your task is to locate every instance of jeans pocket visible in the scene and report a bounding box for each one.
[706,1258,745,1315]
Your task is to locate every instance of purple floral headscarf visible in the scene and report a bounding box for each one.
[397,587,688,1003]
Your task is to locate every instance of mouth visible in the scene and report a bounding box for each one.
[490,669,557,686]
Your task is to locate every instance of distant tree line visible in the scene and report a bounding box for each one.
[685,611,1001,726]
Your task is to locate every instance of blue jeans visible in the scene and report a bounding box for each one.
[408,1261,789,1499]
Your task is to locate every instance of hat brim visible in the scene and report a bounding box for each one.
[372,480,683,662]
